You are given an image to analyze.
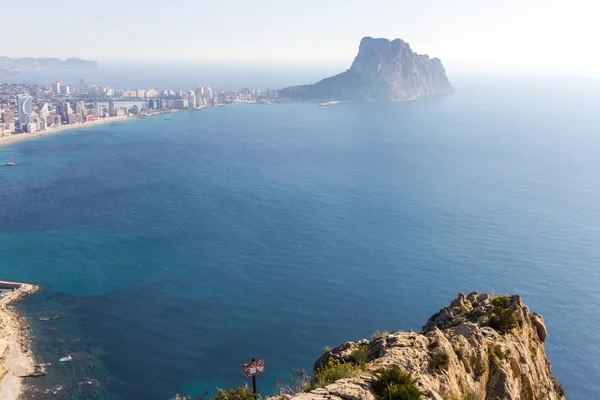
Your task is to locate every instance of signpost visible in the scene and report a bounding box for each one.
[243,359,265,398]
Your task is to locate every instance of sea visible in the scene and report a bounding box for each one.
[1,74,599,400]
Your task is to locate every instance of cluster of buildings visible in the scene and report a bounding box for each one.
[0,81,281,138]
[49,80,279,106]
[0,94,113,135]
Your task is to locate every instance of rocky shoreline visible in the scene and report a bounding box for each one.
[0,281,39,400]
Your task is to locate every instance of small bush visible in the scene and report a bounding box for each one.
[372,367,421,400]
[453,342,467,362]
[492,344,505,361]
[488,295,518,334]
[213,385,256,400]
[428,349,449,373]
[488,344,506,369]
[428,337,441,350]
[275,369,310,395]
[351,344,369,365]
[552,378,565,398]
[470,354,486,379]
[308,358,364,390]
[372,330,389,340]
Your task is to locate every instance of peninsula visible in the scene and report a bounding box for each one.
[0,281,39,400]
[0,57,98,76]
[280,36,455,101]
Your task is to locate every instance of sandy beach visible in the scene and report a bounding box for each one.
[0,115,135,147]
[0,281,39,400]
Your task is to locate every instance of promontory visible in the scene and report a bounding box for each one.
[280,37,454,101]
[281,293,565,400]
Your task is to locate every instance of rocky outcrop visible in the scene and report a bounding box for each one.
[280,37,454,101]
[288,293,565,400]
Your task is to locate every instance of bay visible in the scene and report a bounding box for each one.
[1,79,599,399]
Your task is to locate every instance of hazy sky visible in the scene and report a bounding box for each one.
[4,0,598,73]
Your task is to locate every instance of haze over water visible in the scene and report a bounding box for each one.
[1,77,599,399]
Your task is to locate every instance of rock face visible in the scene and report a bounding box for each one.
[289,293,565,400]
[280,37,454,101]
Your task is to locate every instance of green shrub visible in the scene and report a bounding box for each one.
[308,358,365,390]
[470,354,486,379]
[553,379,565,398]
[488,295,518,334]
[372,330,389,340]
[428,349,449,373]
[492,344,505,361]
[275,369,310,395]
[213,385,256,400]
[372,367,421,400]
[530,349,537,361]
[351,344,369,365]
[428,337,441,350]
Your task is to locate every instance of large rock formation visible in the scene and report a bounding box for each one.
[288,293,565,400]
[280,37,454,101]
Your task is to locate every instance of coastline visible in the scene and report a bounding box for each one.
[0,103,270,149]
[0,281,39,400]
[0,115,136,148]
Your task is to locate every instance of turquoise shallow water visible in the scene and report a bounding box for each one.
[1,81,600,399]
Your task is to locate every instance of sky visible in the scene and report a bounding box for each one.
[3,0,599,74]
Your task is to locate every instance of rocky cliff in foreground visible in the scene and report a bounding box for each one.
[280,37,454,101]
[289,293,565,400]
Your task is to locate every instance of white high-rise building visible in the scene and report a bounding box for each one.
[76,101,86,118]
[204,87,213,102]
[52,81,62,95]
[194,87,202,104]
[17,94,33,125]
[39,103,49,119]
[94,102,103,117]
[186,91,196,109]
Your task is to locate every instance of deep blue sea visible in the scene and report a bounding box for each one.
[1,79,599,400]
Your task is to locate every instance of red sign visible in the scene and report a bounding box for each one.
[243,359,265,377]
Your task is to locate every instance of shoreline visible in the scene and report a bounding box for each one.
[0,115,137,148]
[0,102,273,150]
[0,281,39,400]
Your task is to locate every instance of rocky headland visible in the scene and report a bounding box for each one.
[0,281,39,400]
[0,57,98,73]
[280,37,454,101]
[285,293,565,400]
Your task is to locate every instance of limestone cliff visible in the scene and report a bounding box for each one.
[288,293,565,400]
[280,37,454,101]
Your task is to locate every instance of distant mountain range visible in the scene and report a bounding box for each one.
[280,37,454,101]
[0,57,99,74]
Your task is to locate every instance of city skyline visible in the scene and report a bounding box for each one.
[3,0,599,75]
[0,79,281,139]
